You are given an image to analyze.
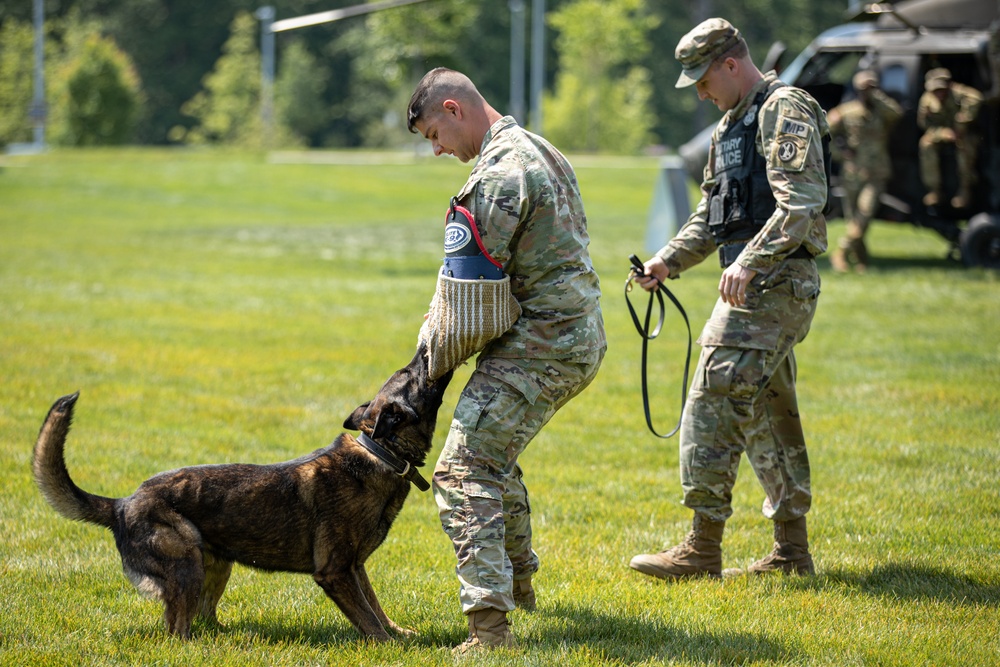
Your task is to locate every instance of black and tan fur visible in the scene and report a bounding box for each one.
[32,345,452,640]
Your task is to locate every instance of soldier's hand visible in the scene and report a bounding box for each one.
[635,256,669,292]
[719,263,756,307]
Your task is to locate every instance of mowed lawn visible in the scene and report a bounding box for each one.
[1,148,997,666]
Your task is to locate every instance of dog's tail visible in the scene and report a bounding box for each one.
[32,392,117,529]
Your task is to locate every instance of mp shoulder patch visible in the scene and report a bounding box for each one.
[773,115,813,172]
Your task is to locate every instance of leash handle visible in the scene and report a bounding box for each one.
[625,259,693,439]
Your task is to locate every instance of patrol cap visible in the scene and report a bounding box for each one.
[925,67,952,82]
[674,18,743,88]
[924,67,951,91]
[853,70,878,91]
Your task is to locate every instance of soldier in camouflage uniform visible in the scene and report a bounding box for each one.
[918,68,983,209]
[828,70,903,273]
[631,18,828,580]
[406,68,605,651]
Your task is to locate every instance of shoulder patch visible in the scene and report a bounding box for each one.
[771,133,810,172]
[779,117,810,138]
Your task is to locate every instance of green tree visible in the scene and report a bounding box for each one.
[545,0,658,153]
[275,39,329,147]
[174,11,264,147]
[0,18,35,146]
[48,32,143,146]
[339,0,496,148]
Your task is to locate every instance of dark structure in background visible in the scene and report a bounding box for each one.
[679,0,1000,268]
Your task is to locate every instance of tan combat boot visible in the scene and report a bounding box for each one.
[746,516,815,575]
[629,513,724,579]
[951,188,971,209]
[830,246,849,273]
[852,237,869,274]
[453,608,516,654]
[513,576,536,612]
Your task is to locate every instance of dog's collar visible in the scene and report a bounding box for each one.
[356,432,430,492]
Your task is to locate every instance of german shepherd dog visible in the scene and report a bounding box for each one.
[32,344,452,641]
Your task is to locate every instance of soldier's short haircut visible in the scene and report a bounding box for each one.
[715,39,749,68]
[407,68,480,133]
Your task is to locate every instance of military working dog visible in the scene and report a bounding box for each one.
[32,344,452,641]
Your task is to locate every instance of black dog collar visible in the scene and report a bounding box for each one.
[356,432,430,492]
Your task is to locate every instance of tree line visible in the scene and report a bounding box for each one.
[0,0,847,153]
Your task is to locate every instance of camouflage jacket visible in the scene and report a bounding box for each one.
[455,116,605,360]
[828,89,903,180]
[918,83,984,132]
[657,71,829,276]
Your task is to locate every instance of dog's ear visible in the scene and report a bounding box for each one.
[344,401,371,430]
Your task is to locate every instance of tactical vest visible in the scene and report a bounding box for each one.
[707,85,831,267]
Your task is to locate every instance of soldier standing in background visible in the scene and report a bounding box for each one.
[918,67,984,209]
[828,70,903,273]
[406,68,605,652]
[630,18,829,580]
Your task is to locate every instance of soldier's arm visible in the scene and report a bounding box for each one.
[916,93,931,130]
[459,159,527,269]
[955,84,984,125]
[872,88,903,124]
[737,90,828,272]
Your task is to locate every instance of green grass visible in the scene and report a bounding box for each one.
[1,148,998,666]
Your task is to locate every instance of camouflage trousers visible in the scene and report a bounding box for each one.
[839,170,887,241]
[433,349,604,614]
[680,259,819,524]
[919,128,978,193]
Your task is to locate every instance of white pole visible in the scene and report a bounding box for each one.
[255,6,275,148]
[529,0,545,133]
[509,0,526,124]
[31,0,45,148]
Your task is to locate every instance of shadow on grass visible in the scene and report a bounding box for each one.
[183,615,466,649]
[159,604,802,663]
[805,562,1000,607]
[816,253,961,274]
[543,601,804,665]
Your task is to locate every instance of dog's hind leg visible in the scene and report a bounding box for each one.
[197,552,233,626]
[158,555,204,639]
[126,510,204,638]
[313,564,392,641]
[356,563,413,637]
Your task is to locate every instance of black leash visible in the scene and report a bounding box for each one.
[625,255,693,438]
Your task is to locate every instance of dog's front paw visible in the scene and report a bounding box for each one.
[389,624,417,639]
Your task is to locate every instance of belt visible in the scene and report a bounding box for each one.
[718,242,814,268]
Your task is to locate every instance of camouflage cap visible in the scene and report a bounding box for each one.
[925,67,952,83]
[925,77,949,91]
[853,70,878,91]
[674,18,743,88]
[924,67,951,91]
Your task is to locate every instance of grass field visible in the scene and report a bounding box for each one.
[1,148,998,666]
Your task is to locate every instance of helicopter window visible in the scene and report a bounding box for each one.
[879,64,908,100]
[795,50,865,110]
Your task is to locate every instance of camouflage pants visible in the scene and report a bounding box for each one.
[919,128,978,193]
[680,259,819,523]
[433,349,604,614]
[840,170,886,241]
